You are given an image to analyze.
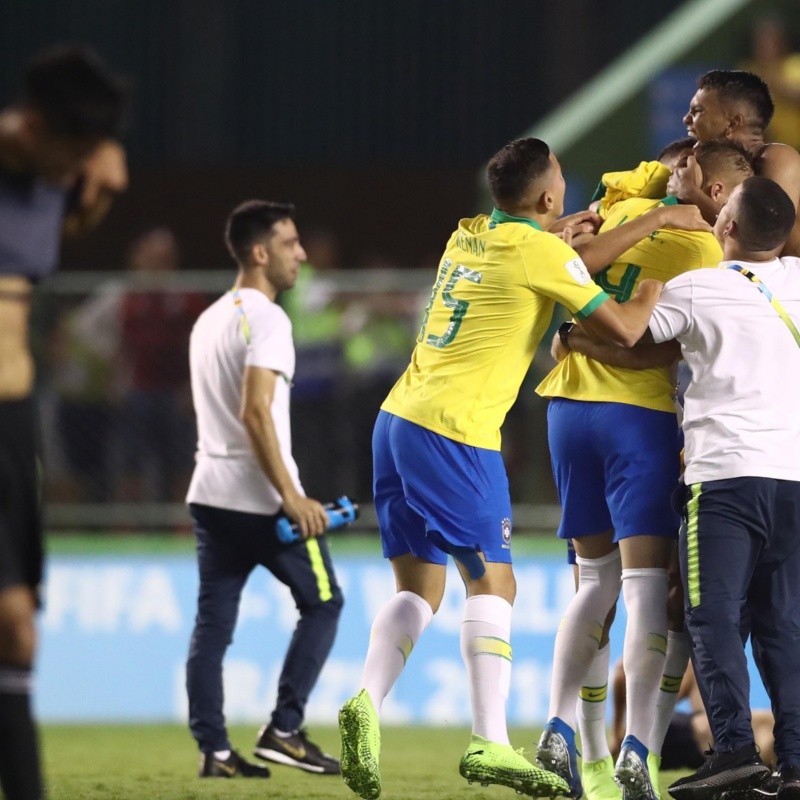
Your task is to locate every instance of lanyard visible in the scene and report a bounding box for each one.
[727,264,800,348]
[230,288,251,345]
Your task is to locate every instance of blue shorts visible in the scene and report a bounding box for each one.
[372,410,513,565]
[547,398,681,542]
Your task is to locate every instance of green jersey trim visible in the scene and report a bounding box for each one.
[574,291,611,320]
[489,207,543,231]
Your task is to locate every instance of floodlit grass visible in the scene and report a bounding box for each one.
[42,724,687,800]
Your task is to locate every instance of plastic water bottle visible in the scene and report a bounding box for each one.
[275,495,360,543]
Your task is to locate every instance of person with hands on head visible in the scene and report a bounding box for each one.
[185,200,343,781]
[0,44,128,800]
[672,69,800,256]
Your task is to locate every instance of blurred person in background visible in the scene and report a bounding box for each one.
[280,228,346,500]
[185,200,343,780]
[741,15,800,151]
[0,45,128,800]
[117,227,206,503]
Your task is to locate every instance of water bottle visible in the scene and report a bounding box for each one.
[275,495,360,543]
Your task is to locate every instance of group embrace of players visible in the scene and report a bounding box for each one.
[337,69,800,800]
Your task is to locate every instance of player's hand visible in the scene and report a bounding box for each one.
[633,278,664,301]
[550,209,603,237]
[667,154,703,201]
[550,330,569,363]
[659,203,712,233]
[63,140,129,236]
[282,492,329,539]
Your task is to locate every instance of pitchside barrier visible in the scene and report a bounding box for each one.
[38,542,771,724]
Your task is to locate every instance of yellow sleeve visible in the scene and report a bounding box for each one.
[520,235,610,318]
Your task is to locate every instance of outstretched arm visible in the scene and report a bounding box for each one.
[552,323,681,368]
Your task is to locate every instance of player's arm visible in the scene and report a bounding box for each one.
[240,365,328,538]
[758,144,800,209]
[549,209,603,238]
[552,323,681,368]
[578,279,663,348]
[62,140,129,237]
[667,155,720,225]
[573,205,711,275]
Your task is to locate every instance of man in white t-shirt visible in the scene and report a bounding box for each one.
[557,176,800,800]
[185,200,343,780]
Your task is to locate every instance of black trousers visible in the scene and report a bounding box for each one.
[679,476,800,771]
[186,502,344,753]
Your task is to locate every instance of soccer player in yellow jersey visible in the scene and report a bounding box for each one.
[337,137,665,800]
[533,141,754,800]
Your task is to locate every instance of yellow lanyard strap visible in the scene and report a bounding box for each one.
[728,264,800,348]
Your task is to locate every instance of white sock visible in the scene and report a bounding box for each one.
[621,568,669,750]
[213,749,231,760]
[548,550,622,729]
[577,642,611,762]
[649,629,691,755]
[360,590,433,714]
[460,594,513,745]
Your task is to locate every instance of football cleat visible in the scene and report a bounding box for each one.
[339,689,381,799]
[460,734,570,797]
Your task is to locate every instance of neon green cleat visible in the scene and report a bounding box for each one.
[647,753,662,800]
[583,756,622,800]
[459,734,571,797]
[339,689,381,799]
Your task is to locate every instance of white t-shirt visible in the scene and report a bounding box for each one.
[649,257,800,484]
[186,288,302,514]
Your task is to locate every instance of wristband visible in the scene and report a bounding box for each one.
[558,321,575,350]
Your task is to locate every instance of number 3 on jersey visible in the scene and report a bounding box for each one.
[417,258,483,347]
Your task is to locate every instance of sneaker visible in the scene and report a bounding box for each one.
[198,749,270,778]
[583,756,621,800]
[648,752,662,800]
[537,717,583,798]
[668,743,771,800]
[339,689,381,799]
[460,734,570,797]
[778,766,800,800]
[615,735,657,800]
[723,772,780,800]
[254,724,340,774]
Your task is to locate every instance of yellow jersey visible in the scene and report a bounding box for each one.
[381,209,609,450]
[536,197,723,411]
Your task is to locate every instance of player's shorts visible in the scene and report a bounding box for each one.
[0,397,44,597]
[567,539,576,565]
[372,410,513,565]
[547,398,681,541]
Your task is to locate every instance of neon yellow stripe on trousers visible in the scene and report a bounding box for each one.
[305,539,333,602]
[686,483,703,608]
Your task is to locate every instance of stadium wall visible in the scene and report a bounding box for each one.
[38,547,771,724]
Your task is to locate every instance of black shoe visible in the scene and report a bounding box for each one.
[254,724,340,774]
[723,773,780,800]
[778,765,800,800]
[668,744,770,800]
[199,749,271,778]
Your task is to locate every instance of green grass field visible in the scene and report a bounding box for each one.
[42,724,687,800]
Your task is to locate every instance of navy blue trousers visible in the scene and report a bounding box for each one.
[679,477,800,770]
[186,503,343,753]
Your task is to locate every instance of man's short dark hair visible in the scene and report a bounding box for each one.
[656,137,696,164]
[487,138,552,206]
[735,176,795,252]
[23,45,128,140]
[693,138,754,181]
[698,70,775,129]
[224,200,296,264]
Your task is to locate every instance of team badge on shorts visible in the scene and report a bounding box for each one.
[501,517,512,549]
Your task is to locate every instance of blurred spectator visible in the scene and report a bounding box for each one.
[117,228,207,502]
[280,229,347,500]
[741,15,800,149]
